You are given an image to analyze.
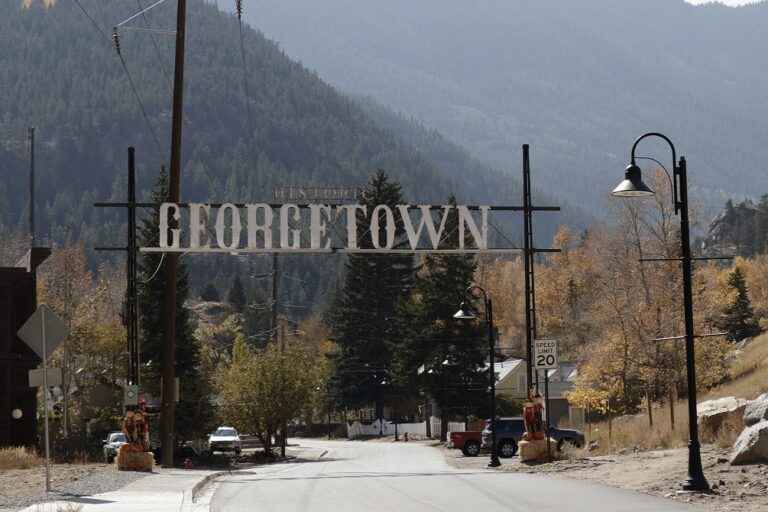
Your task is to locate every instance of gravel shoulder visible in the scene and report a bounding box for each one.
[440,443,768,512]
[0,462,149,512]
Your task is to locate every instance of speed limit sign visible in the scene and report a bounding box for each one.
[533,339,558,369]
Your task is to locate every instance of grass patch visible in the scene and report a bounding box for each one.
[712,415,744,450]
[576,334,768,456]
[581,401,691,456]
[705,332,768,401]
[0,446,41,469]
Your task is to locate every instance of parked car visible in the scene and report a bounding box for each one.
[481,417,585,458]
[207,426,242,454]
[102,431,128,463]
[446,431,483,456]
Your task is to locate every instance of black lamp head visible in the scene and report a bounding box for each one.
[612,163,656,197]
[453,301,476,320]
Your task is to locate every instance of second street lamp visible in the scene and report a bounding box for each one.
[611,132,709,492]
[454,284,501,468]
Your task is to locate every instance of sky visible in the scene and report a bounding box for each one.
[685,0,763,5]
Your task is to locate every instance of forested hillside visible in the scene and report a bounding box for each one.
[0,0,574,306]
[243,0,768,214]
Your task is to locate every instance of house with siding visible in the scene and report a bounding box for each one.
[492,357,582,428]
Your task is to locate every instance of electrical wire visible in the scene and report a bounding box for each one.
[73,0,112,43]
[116,52,167,161]
[235,0,256,145]
[139,252,165,282]
[74,0,166,161]
[136,0,173,88]
[134,0,219,181]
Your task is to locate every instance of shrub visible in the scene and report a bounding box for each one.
[0,446,41,469]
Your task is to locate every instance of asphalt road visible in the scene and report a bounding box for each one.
[208,439,702,512]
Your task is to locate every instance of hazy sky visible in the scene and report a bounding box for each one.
[685,0,763,5]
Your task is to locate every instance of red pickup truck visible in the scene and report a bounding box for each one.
[446,431,483,456]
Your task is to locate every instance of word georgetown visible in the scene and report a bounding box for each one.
[140,202,521,254]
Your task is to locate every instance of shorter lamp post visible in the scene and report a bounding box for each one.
[454,284,501,468]
[611,132,709,492]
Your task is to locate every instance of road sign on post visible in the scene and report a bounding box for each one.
[17,304,69,359]
[29,368,62,388]
[533,339,558,369]
[533,338,558,463]
[17,304,69,493]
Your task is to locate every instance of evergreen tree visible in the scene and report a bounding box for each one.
[227,273,247,313]
[137,169,215,445]
[243,285,274,348]
[199,282,220,302]
[331,171,415,420]
[393,196,488,440]
[715,267,762,342]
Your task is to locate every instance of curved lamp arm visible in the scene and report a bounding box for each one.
[630,132,680,213]
[458,283,490,325]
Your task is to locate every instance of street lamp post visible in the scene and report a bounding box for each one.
[454,284,501,468]
[611,132,709,492]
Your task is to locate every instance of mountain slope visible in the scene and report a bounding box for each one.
[0,0,572,305]
[242,0,768,215]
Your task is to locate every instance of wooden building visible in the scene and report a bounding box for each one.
[0,248,49,447]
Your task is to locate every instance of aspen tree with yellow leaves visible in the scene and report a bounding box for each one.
[36,244,127,449]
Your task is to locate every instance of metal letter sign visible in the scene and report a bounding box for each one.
[533,339,558,370]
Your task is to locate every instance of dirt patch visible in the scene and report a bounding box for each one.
[443,444,768,511]
[0,463,107,498]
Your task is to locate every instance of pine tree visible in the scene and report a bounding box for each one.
[227,273,247,313]
[243,285,274,347]
[715,267,762,342]
[331,171,414,420]
[394,196,488,440]
[199,282,220,302]
[137,169,215,444]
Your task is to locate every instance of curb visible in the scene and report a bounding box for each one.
[182,445,328,507]
[186,470,258,504]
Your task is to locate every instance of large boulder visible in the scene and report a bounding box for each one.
[697,397,748,435]
[743,394,768,427]
[730,420,768,465]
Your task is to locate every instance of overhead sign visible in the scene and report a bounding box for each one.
[29,368,62,388]
[533,339,558,370]
[17,304,69,359]
[273,186,362,202]
[141,202,508,254]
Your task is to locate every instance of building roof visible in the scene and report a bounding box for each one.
[492,357,524,382]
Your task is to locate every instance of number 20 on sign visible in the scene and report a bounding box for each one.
[534,339,558,369]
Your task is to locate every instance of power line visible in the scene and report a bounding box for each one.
[235,0,256,145]
[134,0,218,180]
[73,0,112,43]
[73,0,166,161]
[115,51,167,161]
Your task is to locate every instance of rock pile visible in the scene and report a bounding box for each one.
[701,394,768,465]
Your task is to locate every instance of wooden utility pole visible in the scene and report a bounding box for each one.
[28,127,35,246]
[160,0,187,468]
[272,253,278,338]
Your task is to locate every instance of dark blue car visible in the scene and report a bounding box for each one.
[481,417,585,458]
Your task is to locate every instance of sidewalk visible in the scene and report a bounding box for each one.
[20,444,327,512]
[20,467,219,512]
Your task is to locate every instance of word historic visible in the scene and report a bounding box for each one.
[142,202,495,253]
